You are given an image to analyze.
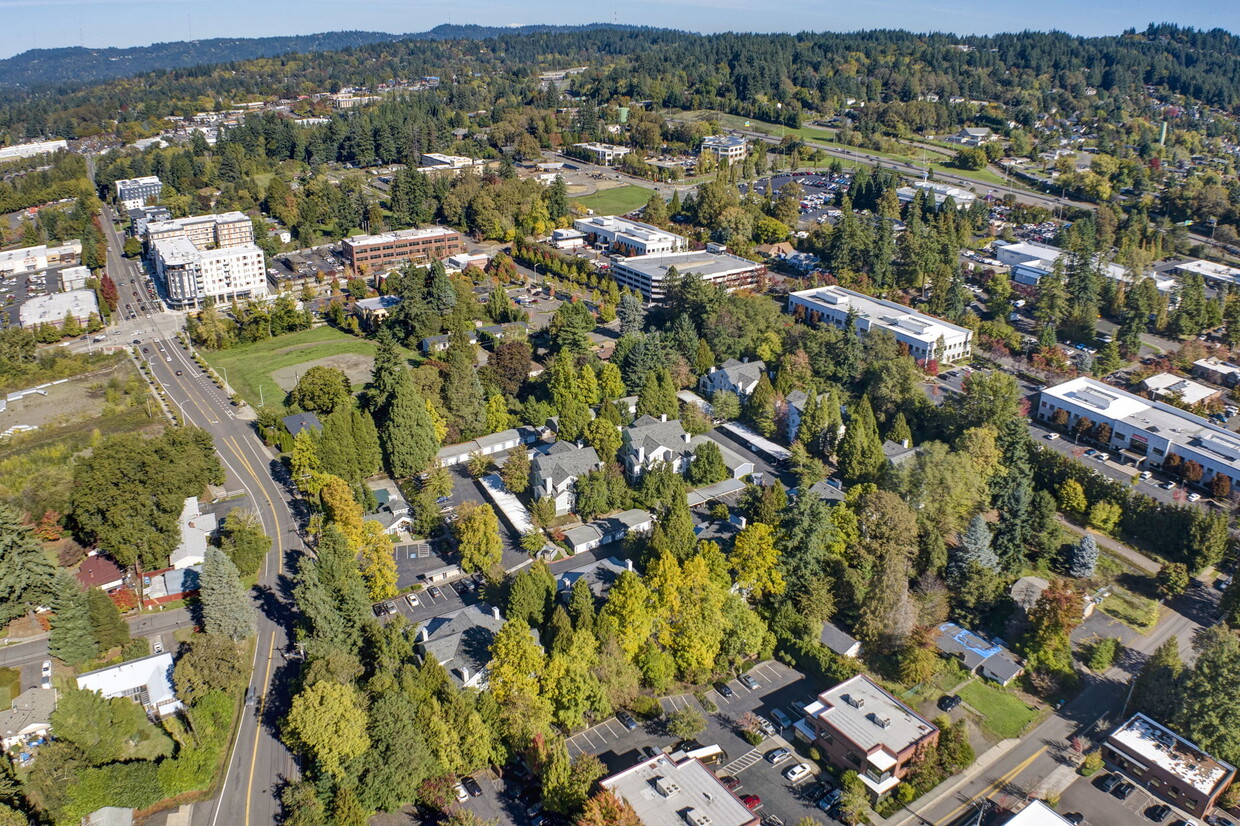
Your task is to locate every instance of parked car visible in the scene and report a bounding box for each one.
[716,682,735,698]
[741,795,761,810]
[770,708,792,729]
[1084,449,1097,457]
[720,776,741,790]
[1095,452,1110,461]
[1140,470,1153,480]
[427,586,443,599]
[1062,815,1085,825]
[938,694,962,712]
[1098,773,1123,793]
[1112,780,1135,800]
[783,763,812,784]
[1045,432,1060,441]
[616,710,638,730]
[765,748,792,765]
[461,776,483,797]
[453,782,469,802]
[1188,492,1202,502]
[739,674,761,690]
[1145,805,1172,823]
[754,715,777,737]
[406,593,420,608]
[1163,481,1178,490]
[1167,820,1194,826]
[641,746,660,760]
[41,660,52,678]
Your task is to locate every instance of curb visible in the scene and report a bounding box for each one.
[878,738,1023,826]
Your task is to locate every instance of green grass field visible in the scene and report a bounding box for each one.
[957,679,1039,740]
[201,326,384,410]
[574,184,655,215]
[1100,587,1161,632]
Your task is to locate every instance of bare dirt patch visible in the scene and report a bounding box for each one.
[0,360,140,430]
[270,353,376,392]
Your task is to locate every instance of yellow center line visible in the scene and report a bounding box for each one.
[932,745,1049,825]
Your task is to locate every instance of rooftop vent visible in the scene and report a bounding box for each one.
[867,712,891,729]
[842,694,864,709]
[654,776,681,798]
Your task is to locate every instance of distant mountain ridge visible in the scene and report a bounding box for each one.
[0,24,636,90]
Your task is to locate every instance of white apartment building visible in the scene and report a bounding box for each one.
[1037,376,1240,489]
[610,249,765,302]
[573,215,687,257]
[572,142,631,165]
[700,134,748,163]
[788,286,973,363]
[114,176,163,211]
[146,212,266,309]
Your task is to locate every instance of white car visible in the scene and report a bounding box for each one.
[406,592,420,608]
[1140,471,1153,480]
[454,782,469,802]
[783,763,813,784]
[1095,452,1110,462]
[1044,433,1060,441]
[1187,492,1202,502]
[40,660,52,678]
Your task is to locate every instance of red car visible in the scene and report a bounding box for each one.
[741,795,761,810]
[720,776,740,791]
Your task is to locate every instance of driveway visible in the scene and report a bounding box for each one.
[1057,770,1198,826]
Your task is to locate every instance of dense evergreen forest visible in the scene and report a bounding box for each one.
[3,23,1240,142]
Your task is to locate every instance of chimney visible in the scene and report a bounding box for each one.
[417,625,430,643]
[660,413,667,422]
[742,356,749,363]
[682,433,691,444]
[492,605,502,621]
[626,559,634,571]
[459,665,470,683]
[901,438,910,449]
[709,366,717,374]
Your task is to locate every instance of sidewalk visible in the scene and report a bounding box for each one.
[875,738,1023,826]
[1055,515,1160,575]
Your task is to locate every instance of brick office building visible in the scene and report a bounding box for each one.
[1103,713,1235,819]
[341,226,465,272]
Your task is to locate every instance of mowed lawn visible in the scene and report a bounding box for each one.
[201,325,382,410]
[575,184,654,215]
[957,679,1039,740]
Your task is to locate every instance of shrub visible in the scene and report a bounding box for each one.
[629,696,662,720]
[1087,638,1120,671]
[1079,751,1104,776]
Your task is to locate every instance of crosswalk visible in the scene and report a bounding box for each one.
[721,748,762,776]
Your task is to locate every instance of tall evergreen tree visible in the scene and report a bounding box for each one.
[443,334,487,439]
[0,505,55,624]
[380,371,439,478]
[1131,637,1183,723]
[744,374,778,438]
[200,546,255,641]
[86,588,129,651]
[48,570,97,665]
[838,395,884,484]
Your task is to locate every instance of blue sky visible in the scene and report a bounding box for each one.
[1,0,1238,59]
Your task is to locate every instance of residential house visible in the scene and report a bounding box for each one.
[363,484,412,536]
[882,439,920,468]
[1193,357,1240,389]
[804,478,847,505]
[436,427,534,467]
[950,127,995,146]
[820,622,862,658]
[76,652,183,719]
[0,687,56,751]
[415,604,510,689]
[352,295,401,329]
[76,555,125,592]
[555,555,633,598]
[621,415,693,478]
[282,412,323,437]
[934,622,1024,686]
[142,565,201,608]
[797,674,939,802]
[698,359,767,399]
[785,388,834,443]
[561,509,653,555]
[531,442,603,516]
[170,497,215,570]
[600,752,760,826]
[1103,713,1235,819]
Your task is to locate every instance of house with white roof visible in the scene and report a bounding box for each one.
[1193,357,1240,388]
[170,497,216,570]
[1141,373,1222,407]
[76,652,183,719]
[798,674,939,801]
[1103,713,1235,818]
[788,286,972,364]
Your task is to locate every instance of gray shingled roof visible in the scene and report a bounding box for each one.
[624,415,692,458]
[419,605,507,684]
[532,442,601,481]
[716,358,766,388]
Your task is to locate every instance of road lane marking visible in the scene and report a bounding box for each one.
[930,745,1048,826]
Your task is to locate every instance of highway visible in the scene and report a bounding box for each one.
[97,206,303,826]
[898,578,1218,826]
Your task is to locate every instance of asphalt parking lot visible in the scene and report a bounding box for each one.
[1057,770,1201,826]
[564,660,845,826]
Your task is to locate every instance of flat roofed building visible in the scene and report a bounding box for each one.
[700,134,748,163]
[1172,259,1240,287]
[76,652,183,719]
[992,240,1168,293]
[1004,801,1077,825]
[574,215,688,257]
[600,753,759,826]
[896,180,976,210]
[572,142,632,165]
[788,286,972,364]
[341,226,465,272]
[146,212,266,309]
[0,240,82,276]
[1141,373,1221,406]
[612,250,764,302]
[115,176,163,211]
[1193,357,1240,388]
[1103,713,1235,818]
[18,288,99,329]
[0,139,68,162]
[1037,376,1240,489]
[801,674,939,801]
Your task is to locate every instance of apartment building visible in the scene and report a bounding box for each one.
[114,176,163,211]
[0,139,68,162]
[788,286,973,363]
[1103,713,1235,819]
[146,212,267,309]
[341,226,465,272]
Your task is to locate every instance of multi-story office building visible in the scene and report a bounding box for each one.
[573,215,688,257]
[1103,713,1235,819]
[788,285,973,363]
[572,142,632,165]
[700,134,749,164]
[146,212,266,309]
[610,248,764,303]
[341,226,465,272]
[115,176,163,211]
